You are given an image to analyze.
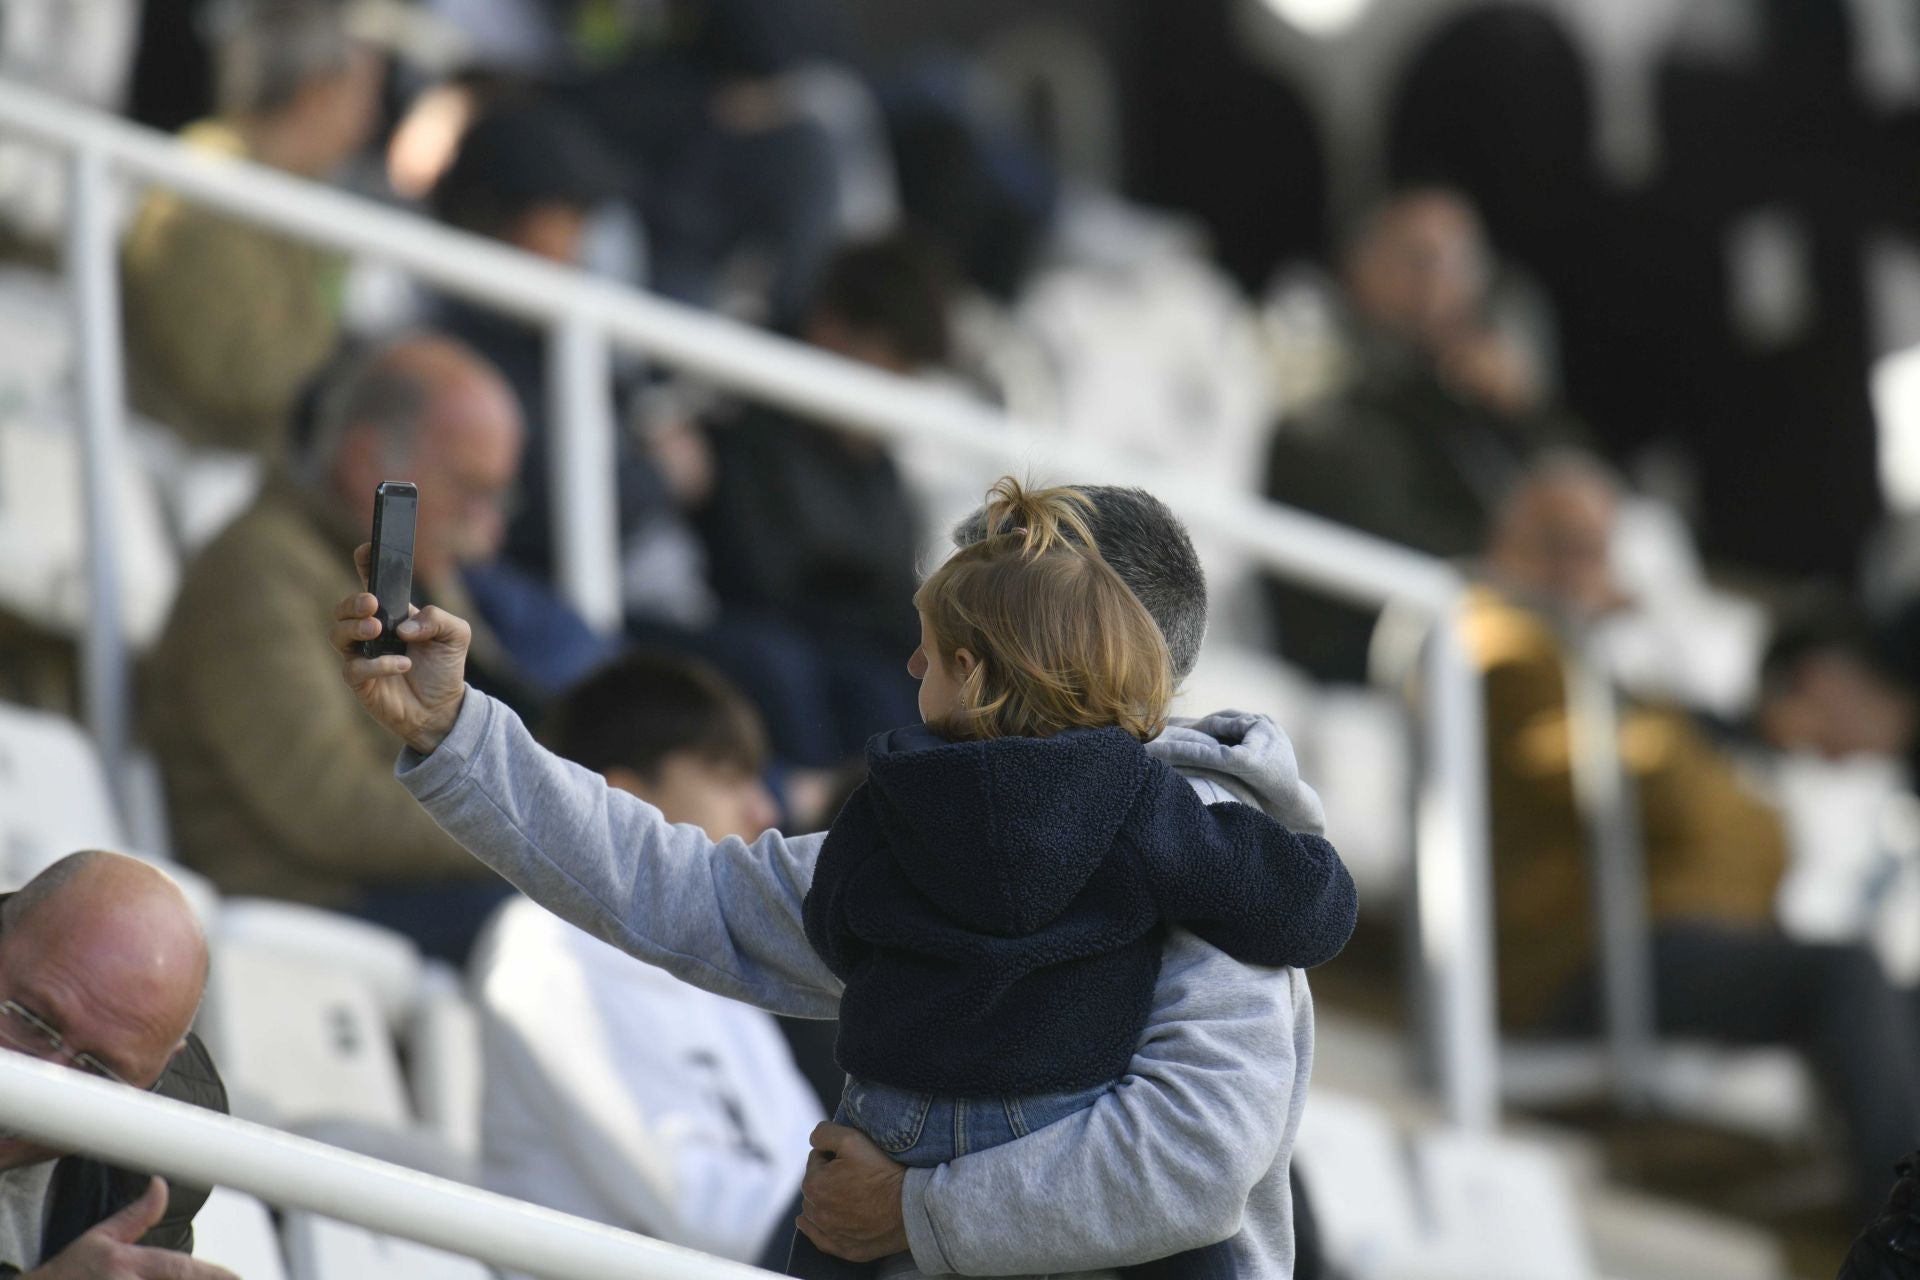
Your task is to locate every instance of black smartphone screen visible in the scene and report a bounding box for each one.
[362,482,418,658]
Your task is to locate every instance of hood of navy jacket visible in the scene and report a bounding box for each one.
[861,723,1156,938]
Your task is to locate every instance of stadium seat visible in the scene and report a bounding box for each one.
[1413,1128,1596,1280]
[282,1212,492,1280]
[215,899,425,1029]
[1172,641,1317,732]
[1293,1091,1425,1277]
[1500,1040,1818,1144]
[1297,1090,1600,1280]
[192,1187,290,1280]
[0,268,72,413]
[0,412,180,650]
[126,424,263,556]
[0,699,126,885]
[1311,687,1416,901]
[197,936,413,1130]
[406,961,484,1160]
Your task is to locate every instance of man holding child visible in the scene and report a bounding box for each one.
[331,483,1347,1277]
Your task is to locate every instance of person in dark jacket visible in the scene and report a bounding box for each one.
[1264,188,1578,682]
[696,234,953,757]
[1839,1152,1920,1279]
[0,852,231,1279]
[426,100,703,599]
[699,233,952,656]
[787,480,1357,1278]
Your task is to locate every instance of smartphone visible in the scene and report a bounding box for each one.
[360,481,418,659]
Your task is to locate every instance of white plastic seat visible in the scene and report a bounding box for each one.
[215,899,424,1030]
[0,699,125,886]
[1501,1040,1818,1143]
[406,962,484,1160]
[1309,687,1415,901]
[0,412,180,649]
[197,936,412,1131]
[1172,641,1318,733]
[1293,1092,1424,1278]
[125,423,263,557]
[1297,1092,1600,1280]
[282,1212,491,1280]
[0,269,73,410]
[1413,1128,1596,1280]
[191,1187,290,1280]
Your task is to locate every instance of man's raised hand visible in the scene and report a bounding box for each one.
[330,544,471,755]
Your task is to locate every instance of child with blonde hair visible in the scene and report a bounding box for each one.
[790,478,1356,1278]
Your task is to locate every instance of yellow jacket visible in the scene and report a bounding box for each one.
[1461,588,1787,1027]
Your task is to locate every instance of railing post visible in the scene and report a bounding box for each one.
[1566,643,1657,1113]
[546,317,624,633]
[1417,599,1500,1130]
[65,143,132,820]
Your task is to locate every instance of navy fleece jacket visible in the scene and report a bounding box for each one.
[804,724,1356,1095]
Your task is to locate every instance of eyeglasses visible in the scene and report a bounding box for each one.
[0,1000,133,1086]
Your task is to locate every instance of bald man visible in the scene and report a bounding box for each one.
[146,334,563,962]
[0,851,232,1279]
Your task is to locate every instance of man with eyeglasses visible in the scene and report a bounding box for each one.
[0,850,234,1279]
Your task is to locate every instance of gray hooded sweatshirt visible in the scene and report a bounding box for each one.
[396,695,1326,1278]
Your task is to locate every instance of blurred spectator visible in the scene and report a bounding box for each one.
[699,233,945,648]
[425,99,714,617]
[144,334,590,963]
[0,851,230,1277]
[121,0,380,458]
[879,58,1058,301]
[1837,1150,1920,1279]
[1758,611,1918,772]
[427,126,914,765]
[566,0,849,328]
[474,654,819,1268]
[1467,454,1920,1215]
[694,235,950,741]
[1753,607,1920,986]
[1264,188,1573,682]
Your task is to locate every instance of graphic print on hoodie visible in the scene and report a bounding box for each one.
[803,723,1358,1096]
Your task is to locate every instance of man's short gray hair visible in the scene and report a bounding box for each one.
[296,341,429,487]
[213,0,356,118]
[952,485,1208,682]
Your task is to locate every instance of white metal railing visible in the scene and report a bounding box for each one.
[0,73,1495,1146]
[0,1052,761,1280]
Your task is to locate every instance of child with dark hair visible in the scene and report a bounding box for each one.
[544,653,776,839]
[481,652,813,1264]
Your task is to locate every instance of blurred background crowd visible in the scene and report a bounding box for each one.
[7,0,1920,1276]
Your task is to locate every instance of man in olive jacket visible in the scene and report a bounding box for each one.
[0,852,232,1279]
[144,336,532,963]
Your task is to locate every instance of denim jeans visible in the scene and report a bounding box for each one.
[787,1077,1239,1279]
[838,1075,1112,1166]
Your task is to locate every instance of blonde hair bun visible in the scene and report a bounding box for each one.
[915,477,1172,742]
